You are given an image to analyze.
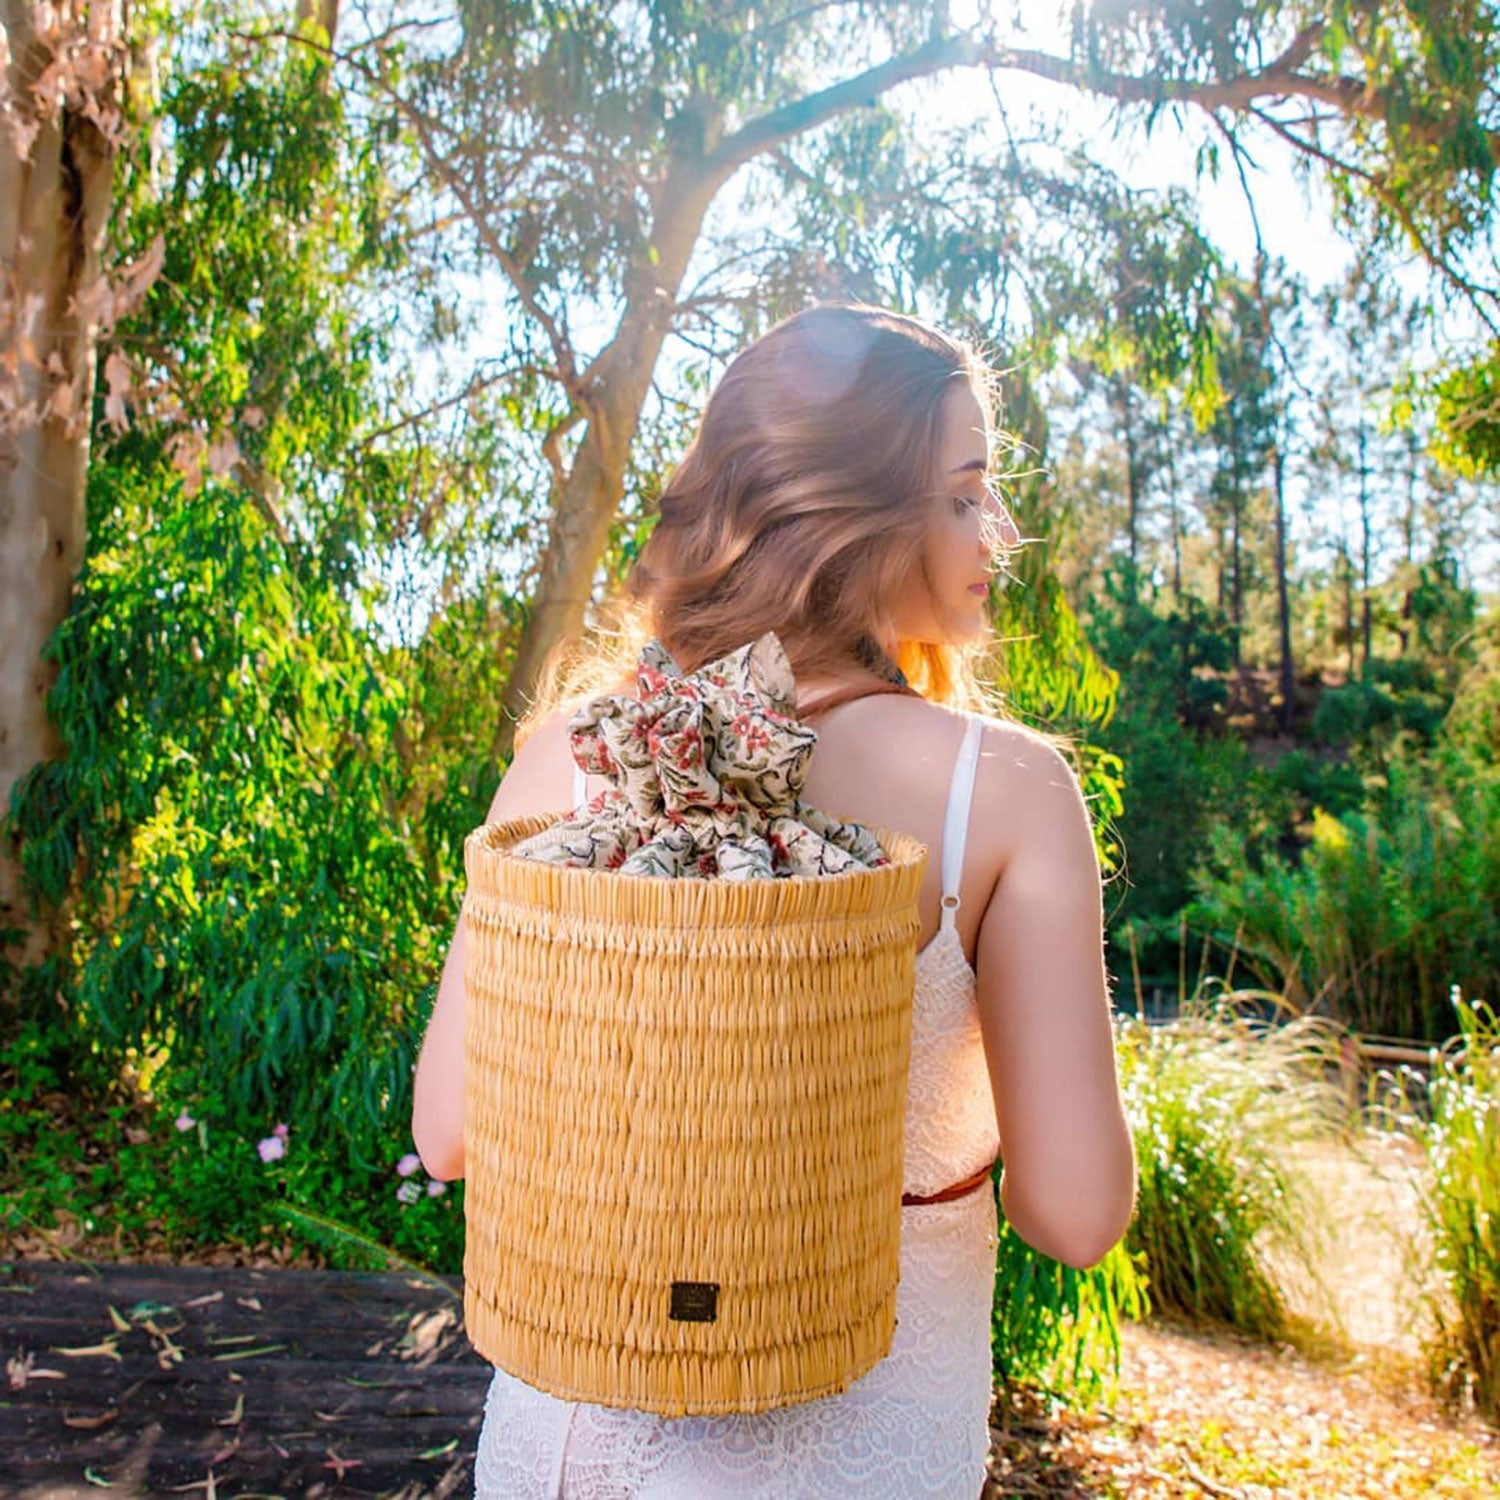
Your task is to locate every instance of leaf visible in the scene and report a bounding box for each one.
[63,1410,119,1430]
[52,1338,122,1361]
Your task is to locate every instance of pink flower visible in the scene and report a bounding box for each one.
[272,1123,289,1140]
[426,1179,446,1198]
[396,1153,422,1178]
[174,1110,195,1132]
[257,1135,286,1164]
[396,1179,421,1205]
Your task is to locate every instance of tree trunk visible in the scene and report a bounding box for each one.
[0,2,123,1006]
[1119,377,1138,582]
[1340,539,1356,681]
[489,172,717,765]
[295,0,339,35]
[1230,485,1242,667]
[1358,422,1372,672]
[1273,436,1294,736]
[1229,409,1243,666]
[1165,414,1182,599]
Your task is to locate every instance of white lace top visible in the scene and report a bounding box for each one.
[473,713,1002,1497]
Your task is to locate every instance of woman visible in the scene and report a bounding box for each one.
[413,303,1136,1497]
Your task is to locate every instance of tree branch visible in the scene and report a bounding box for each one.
[709,24,1496,189]
[704,32,974,179]
[236,23,595,416]
[1248,103,1500,334]
[356,364,544,449]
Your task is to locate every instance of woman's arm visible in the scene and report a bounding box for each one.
[411,711,570,1180]
[973,727,1137,1270]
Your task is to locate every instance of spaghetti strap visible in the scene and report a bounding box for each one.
[939,715,984,933]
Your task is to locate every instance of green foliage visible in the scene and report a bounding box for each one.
[1188,749,1500,1042]
[0,1009,465,1273]
[1080,561,1259,990]
[1383,989,1500,1421]
[991,1219,1148,1405]
[9,465,454,1165]
[1312,561,1479,766]
[1434,343,1500,474]
[2,12,515,1183]
[1116,998,1345,1338]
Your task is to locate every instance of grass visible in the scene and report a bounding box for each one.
[1376,987,1500,1423]
[984,1116,1500,1497]
[1114,986,1348,1340]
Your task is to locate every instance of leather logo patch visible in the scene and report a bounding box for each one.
[669,1281,719,1322]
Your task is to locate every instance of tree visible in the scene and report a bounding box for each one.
[0,3,148,1000]
[261,1,1500,762]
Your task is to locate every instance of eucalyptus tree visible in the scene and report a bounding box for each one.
[0,1,509,1162]
[1,3,135,993]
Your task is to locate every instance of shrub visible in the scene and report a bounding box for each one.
[1384,988,1500,1421]
[1188,751,1500,1041]
[1116,994,1346,1338]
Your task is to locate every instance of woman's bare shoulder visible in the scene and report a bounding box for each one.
[970,712,1091,869]
[971,710,1071,773]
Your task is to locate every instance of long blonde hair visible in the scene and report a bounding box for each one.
[518,303,1013,748]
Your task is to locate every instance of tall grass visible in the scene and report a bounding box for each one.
[991,1222,1148,1405]
[1382,987,1500,1420]
[1116,989,1348,1339]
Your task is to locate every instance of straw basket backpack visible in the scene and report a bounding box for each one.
[460,632,930,1418]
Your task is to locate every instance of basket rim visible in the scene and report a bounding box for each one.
[463,811,929,929]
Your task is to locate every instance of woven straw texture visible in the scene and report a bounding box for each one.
[461,810,928,1418]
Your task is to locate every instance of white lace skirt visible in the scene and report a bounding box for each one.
[473,1186,999,1498]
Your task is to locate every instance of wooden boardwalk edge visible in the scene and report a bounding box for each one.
[0,1259,490,1498]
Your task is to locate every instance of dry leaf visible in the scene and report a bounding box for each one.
[62,1409,118,1430]
[51,1337,121,1361]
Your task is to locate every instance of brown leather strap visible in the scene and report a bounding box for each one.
[902,1160,997,1207]
[800,679,922,718]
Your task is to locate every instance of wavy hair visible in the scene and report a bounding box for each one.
[517,302,1015,748]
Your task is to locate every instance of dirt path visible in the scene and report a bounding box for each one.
[983,1129,1498,1497]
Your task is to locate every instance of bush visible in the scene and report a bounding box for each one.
[0,1009,465,1274]
[1115,995,1345,1338]
[1384,988,1500,1422]
[1188,751,1500,1040]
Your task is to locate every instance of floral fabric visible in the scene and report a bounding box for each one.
[510,632,890,879]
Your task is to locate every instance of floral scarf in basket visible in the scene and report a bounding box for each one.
[510,631,890,879]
